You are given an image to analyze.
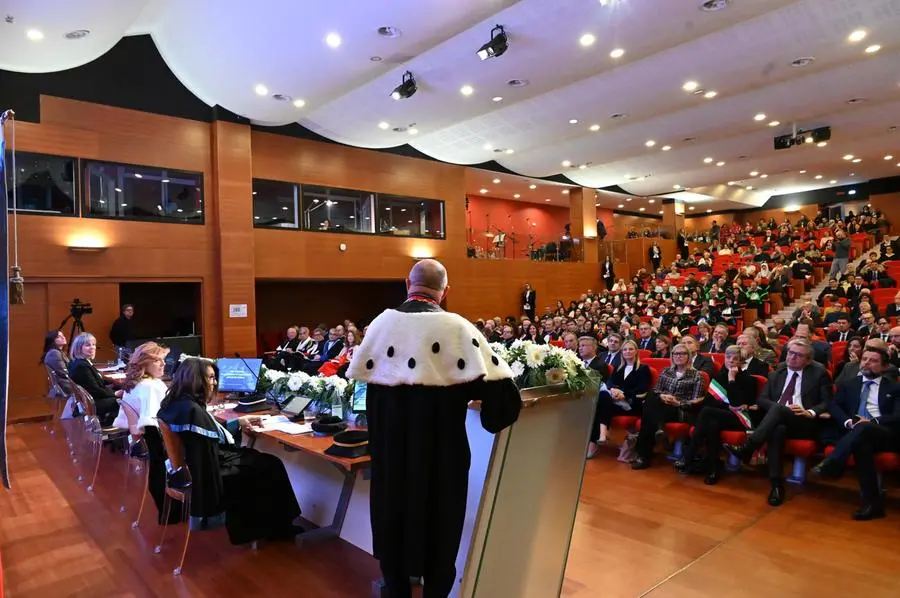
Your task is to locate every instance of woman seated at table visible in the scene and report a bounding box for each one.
[157,358,303,544]
[676,345,759,484]
[631,344,704,470]
[112,342,175,523]
[41,329,69,397]
[67,332,120,426]
[587,340,651,458]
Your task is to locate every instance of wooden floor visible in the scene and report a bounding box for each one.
[3,423,900,598]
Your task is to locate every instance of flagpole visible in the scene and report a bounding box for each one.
[0,109,12,488]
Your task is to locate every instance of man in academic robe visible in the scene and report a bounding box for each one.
[347,259,522,598]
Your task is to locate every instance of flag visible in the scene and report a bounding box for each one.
[729,408,754,430]
[0,112,10,488]
[708,378,729,404]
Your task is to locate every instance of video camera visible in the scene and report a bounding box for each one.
[70,298,93,319]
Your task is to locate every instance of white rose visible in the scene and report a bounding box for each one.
[510,361,526,378]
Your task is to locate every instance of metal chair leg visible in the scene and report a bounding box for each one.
[133,465,149,529]
[120,457,132,512]
[174,491,192,576]
[87,435,103,493]
[155,492,172,554]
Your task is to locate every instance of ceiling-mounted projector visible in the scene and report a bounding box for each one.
[774,126,831,150]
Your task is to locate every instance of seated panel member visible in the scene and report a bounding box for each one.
[587,340,651,457]
[725,338,832,507]
[813,347,900,520]
[67,332,120,427]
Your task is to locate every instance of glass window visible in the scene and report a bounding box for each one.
[300,185,375,234]
[253,179,299,228]
[4,151,77,215]
[377,194,445,239]
[84,161,204,224]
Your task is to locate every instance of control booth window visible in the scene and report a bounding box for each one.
[83,161,204,224]
[300,185,375,234]
[5,151,78,216]
[377,194,445,239]
[253,179,299,229]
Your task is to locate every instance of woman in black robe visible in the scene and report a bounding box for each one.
[156,358,302,544]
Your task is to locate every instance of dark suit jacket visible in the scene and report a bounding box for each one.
[607,363,652,404]
[67,358,117,402]
[700,339,733,354]
[706,369,757,408]
[522,290,536,312]
[691,354,716,377]
[758,362,832,415]
[316,338,345,362]
[636,336,656,352]
[827,329,857,343]
[597,351,622,370]
[584,356,609,380]
[743,357,770,378]
[828,376,900,430]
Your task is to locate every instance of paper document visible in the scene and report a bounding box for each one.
[254,415,313,435]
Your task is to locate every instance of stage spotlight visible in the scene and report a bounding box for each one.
[477,25,508,61]
[391,71,417,100]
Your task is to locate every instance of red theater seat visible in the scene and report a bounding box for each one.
[784,439,818,484]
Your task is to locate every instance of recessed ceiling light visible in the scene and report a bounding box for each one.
[768,120,780,127]
[609,112,627,119]
[639,207,646,212]
[682,80,700,92]
[505,149,514,154]
[370,56,383,62]
[645,140,656,147]
[492,96,504,102]
[325,33,342,48]
[673,184,682,189]
[830,179,837,184]
[26,29,44,41]
[703,90,718,99]
[799,170,807,174]
[460,85,474,96]
[377,121,391,131]
[843,154,854,160]
[483,143,493,150]
[292,98,306,108]
[408,127,419,135]
[865,44,881,54]
[561,160,572,167]
[703,157,714,163]
[580,33,596,47]
[885,155,894,160]
[816,141,827,147]
[760,174,768,179]
[661,145,672,151]
[507,79,529,88]
[659,210,665,214]
[618,204,624,208]
[749,171,759,176]
[848,29,867,43]
[626,197,633,201]
[849,190,857,195]
[852,158,862,163]
[753,113,766,121]
[493,178,501,184]
[529,184,537,189]
[64,30,90,40]
[814,175,823,179]
[134,173,143,179]
[254,84,268,96]
[688,206,696,210]
[578,164,587,170]
[563,189,570,194]
[589,124,600,131]
[610,48,625,58]
[480,188,488,194]
[114,187,122,193]
[545,198,551,202]
[377,26,402,38]
[846,98,868,104]
[727,181,735,186]
[161,179,170,183]
[716,161,725,167]
[746,186,754,190]
[569,119,579,124]
[513,194,520,198]
[706,209,713,213]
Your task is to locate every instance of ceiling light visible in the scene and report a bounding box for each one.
[703,157,713,163]
[513,194,520,198]
[648,199,655,204]
[700,0,730,11]
[848,29,867,43]
[562,189,570,194]
[492,178,501,184]
[408,127,419,135]
[849,190,857,195]
[865,44,881,54]
[254,84,269,96]
[460,85,474,96]
[683,81,699,92]
[846,98,867,104]
[799,170,807,174]
[760,174,768,179]
[477,25,509,60]
[578,164,587,170]
[703,90,718,99]
[661,145,671,151]
[376,122,391,132]
[645,140,656,147]
[843,154,854,160]
[282,206,289,211]
[544,199,551,202]
[716,161,725,166]
[673,184,682,190]
[134,173,143,179]
[589,124,600,131]
[377,26,403,38]
[817,141,828,147]
[639,207,646,212]
[852,158,862,163]
[885,155,894,160]
[569,119,579,124]
[483,143,493,150]
[610,48,625,58]
[325,33,342,48]
[529,184,537,189]
[370,56,383,62]
[505,149,514,154]
[618,204,624,208]
[660,210,665,214]
[122,203,129,208]
[626,197,633,202]
[688,206,695,210]
[814,175,823,179]
[492,96,503,102]
[26,29,44,41]
[292,98,306,108]
[161,179,170,183]
[114,187,122,193]
[727,181,735,186]
[749,171,759,176]
[706,209,713,213]
[768,120,780,127]
[561,160,572,167]
[753,113,766,121]
[580,33,596,47]
[480,188,488,194]
[746,186,754,190]
[390,71,417,100]
[791,57,815,68]
[830,179,837,184]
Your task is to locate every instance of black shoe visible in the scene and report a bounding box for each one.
[811,458,843,480]
[724,443,754,465]
[768,484,786,507]
[852,504,886,521]
[704,470,721,486]
[631,457,651,470]
[674,458,688,473]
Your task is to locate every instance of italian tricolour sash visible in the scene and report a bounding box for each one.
[709,378,753,430]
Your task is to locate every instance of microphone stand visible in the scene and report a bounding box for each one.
[508,214,516,260]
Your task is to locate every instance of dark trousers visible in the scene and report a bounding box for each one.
[635,394,698,459]
[683,406,745,471]
[604,277,614,291]
[850,425,900,504]
[95,396,119,428]
[590,391,641,441]
[749,405,817,480]
[651,258,661,271]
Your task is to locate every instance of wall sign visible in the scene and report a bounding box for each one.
[229,304,248,318]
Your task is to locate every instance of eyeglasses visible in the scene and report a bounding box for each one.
[787,351,809,359]
[671,352,688,357]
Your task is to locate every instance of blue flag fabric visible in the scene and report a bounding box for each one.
[0,114,10,488]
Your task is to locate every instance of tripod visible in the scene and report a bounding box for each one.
[58,314,86,343]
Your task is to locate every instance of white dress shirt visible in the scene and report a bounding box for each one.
[845,376,882,428]
[113,378,167,434]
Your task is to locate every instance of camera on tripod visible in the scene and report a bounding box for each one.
[70,298,93,319]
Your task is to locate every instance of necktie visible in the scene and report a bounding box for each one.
[606,353,613,365]
[779,372,798,406]
[840,332,846,342]
[858,380,874,418]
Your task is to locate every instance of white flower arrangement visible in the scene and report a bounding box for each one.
[489,340,600,392]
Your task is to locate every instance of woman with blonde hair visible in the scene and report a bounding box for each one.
[112,341,173,523]
[67,332,120,426]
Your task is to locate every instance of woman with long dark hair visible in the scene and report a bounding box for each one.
[157,358,302,544]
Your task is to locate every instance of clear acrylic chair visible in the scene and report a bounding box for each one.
[51,375,82,473]
[43,367,68,436]
[154,420,193,576]
[116,399,151,529]
[70,383,129,493]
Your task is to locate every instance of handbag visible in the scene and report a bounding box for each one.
[617,432,638,463]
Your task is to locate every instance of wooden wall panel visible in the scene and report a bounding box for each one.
[869,193,900,233]
[684,213,735,234]
[9,284,49,419]
[46,282,121,361]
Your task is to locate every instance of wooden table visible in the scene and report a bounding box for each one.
[214,407,371,547]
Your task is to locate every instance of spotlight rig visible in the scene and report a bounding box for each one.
[477,25,508,61]
[390,71,417,100]
[774,125,831,150]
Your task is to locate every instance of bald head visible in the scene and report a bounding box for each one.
[407,259,448,300]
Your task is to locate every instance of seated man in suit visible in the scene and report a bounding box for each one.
[299,327,345,374]
[778,322,831,367]
[736,334,771,377]
[813,347,900,520]
[827,315,857,343]
[700,324,733,354]
[680,335,716,378]
[636,322,656,352]
[597,332,623,370]
[578,336,608,380]
[726,338,832,507]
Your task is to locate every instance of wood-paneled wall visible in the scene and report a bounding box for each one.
[869,192,900,233]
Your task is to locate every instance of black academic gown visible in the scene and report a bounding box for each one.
[348,300,521,598]
[156,398,301,545]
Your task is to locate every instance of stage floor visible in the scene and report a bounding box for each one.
[2,423,900,597]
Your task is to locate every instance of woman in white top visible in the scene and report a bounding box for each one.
[113,341,174,524]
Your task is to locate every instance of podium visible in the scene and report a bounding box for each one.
[453,385,597,597]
